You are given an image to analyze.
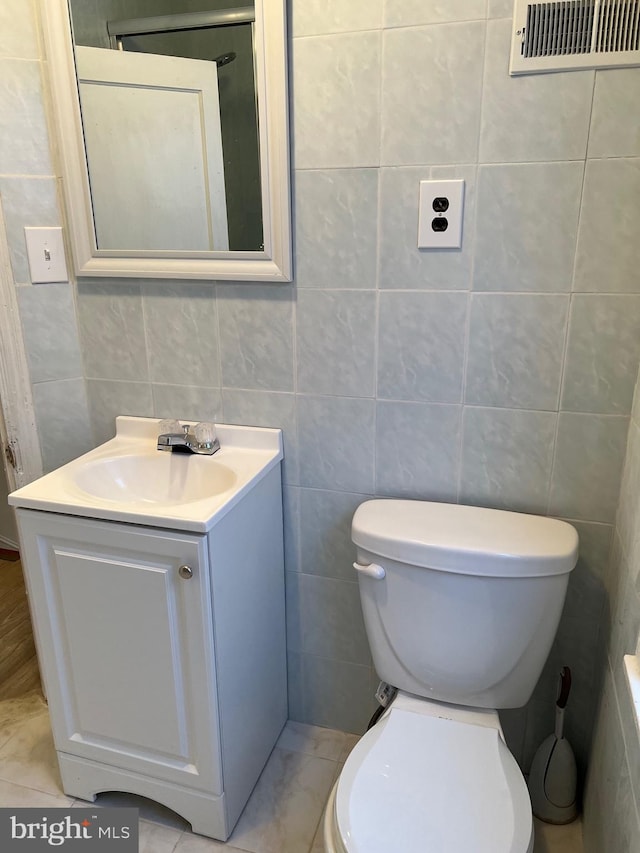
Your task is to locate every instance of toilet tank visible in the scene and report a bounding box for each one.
[352,500,579,709]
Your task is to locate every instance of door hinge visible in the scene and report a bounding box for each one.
[4,443,17,470]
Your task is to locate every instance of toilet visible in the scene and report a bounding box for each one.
[324,499,579,853]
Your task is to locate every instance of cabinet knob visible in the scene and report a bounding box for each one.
[178,564,193,580]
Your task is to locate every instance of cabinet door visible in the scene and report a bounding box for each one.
[17,511,222,795]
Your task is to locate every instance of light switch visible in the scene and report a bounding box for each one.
[418,180,465,249]
[24,227,68,283]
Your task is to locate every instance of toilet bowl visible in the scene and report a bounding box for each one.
[325,499,578,853]
[324,694,533,853]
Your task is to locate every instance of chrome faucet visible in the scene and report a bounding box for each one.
[157,422,220,455]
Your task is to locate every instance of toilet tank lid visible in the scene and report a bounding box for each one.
[352,500,579,578]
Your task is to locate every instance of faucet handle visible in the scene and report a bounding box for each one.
[159,418,180,434]
[194,422,217,446]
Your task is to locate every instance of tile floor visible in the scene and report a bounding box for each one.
[0,691,584,853]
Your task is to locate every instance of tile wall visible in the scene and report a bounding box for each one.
[0,0,92,473]
[582,378,640,852]
[2,0,640,809]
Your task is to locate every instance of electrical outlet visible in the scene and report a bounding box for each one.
[417,180,465,249]
[24,227,68,283]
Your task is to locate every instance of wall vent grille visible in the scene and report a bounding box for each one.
[510,0,640,73]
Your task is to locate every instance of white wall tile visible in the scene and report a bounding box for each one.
[460,407,557,513]
[151,384,222,424]
[222,389,299,485]
[298,395,375,493]
[297,290,376,397]
[298,654,377,733]
[575,158,640,293]
[142,283,220,388]
[86,379,153,446]
[562,295,640,415]
[384,0,487,28]
[375,400,461,501]
[292,32,381,169]
[0,0,39,59]
[0,59,53,176]
[217,284,294,391]
[381,22,485,165]
[473,162,583,292]
[295,169,378,289]
[588,69,640,159]
[466,293,568,410]
[286,572,371,665]
[549,413,629,522]
[282,484,300,573]
[298,488,365,581]
[378,291,467,402]
[77,281,148,381]
[18,283,83,383]
[292,0,383,37]
[33,378,93,473]
[488,0,513,18]
[480,20,593,163]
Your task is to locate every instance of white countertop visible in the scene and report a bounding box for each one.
[9,416,283,533]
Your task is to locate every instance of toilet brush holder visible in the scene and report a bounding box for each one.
[528,666,578,824]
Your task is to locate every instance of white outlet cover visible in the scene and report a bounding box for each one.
[24,226,68,283]
[418,180,465,249]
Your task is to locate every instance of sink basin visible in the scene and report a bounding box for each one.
[9,416,283,532]
[73,453,237,505]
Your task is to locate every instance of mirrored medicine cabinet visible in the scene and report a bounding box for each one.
[41,0,292,281]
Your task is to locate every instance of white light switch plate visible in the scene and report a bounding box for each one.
[418,180,465,249]
[24,227,68,283]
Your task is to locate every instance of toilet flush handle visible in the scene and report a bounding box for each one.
[353,561,386,580]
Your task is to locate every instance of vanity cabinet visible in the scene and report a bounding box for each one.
[18,512,222,792]
[15,461,287,841]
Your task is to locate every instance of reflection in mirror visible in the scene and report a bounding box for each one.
[68,0,264,253]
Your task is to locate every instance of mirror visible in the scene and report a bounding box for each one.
[42,0,292,281]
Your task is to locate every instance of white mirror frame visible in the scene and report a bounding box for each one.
[41,0,292,282]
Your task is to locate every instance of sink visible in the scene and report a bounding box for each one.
[9,416,283,532]
[73,452,237,505]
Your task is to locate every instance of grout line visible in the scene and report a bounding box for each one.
[570,72,598,295]
[372,8,384,499]
[0,55,42,65]
[137,283,153,398]
[307,810,326,853]
[474,15,489,167]
[213,283,225,419]
[372,165,382,495]
[0,173,58,180]
[292,18,491,43]
[293,155,640,174]
[456,170,478,502]
[544,298,574,519]
[546,70,599,517]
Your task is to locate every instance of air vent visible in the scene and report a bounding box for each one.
[510,0,640,74]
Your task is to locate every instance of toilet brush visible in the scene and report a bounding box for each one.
[527,666,578,824]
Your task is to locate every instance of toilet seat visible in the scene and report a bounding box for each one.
[331,699,533,853]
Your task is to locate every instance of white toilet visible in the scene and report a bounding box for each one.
[324,499,579,853]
